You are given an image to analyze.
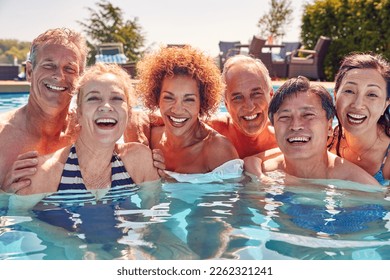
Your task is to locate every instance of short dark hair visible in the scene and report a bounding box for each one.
[268,76,335,125]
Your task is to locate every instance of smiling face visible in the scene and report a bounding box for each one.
[159,75,200,136]
[27,44,81,111]
[335,68,389,136]
[77,73,129,145]
[224,62,271,136]
[273,92,332,160]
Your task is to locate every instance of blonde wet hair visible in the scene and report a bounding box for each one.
[75,63,135,108]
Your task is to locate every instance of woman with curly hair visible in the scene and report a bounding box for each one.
[135,45,241,178]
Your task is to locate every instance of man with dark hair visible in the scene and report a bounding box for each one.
[244,76,379,185]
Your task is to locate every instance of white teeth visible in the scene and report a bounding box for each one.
[243,114,258,121]
[347,113,366,124]
[170,116,187,123]
[96,118,117,124]
[288,136,309,143]
[348,113,366,119]
[349,118,364,124]
[46,84,66,91]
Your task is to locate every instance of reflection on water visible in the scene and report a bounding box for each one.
[0,93,29,113]
[1,175,389,260]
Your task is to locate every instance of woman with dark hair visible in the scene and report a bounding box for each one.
[329,53,390,185]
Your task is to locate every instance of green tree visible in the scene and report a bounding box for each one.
[301,0,390,80]
[0,39,30,64]
[257,0,293,42]
[78,0,145,65]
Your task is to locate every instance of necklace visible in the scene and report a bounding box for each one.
[342,134,379,161]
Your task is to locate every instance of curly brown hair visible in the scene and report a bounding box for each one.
[136,45,224,117]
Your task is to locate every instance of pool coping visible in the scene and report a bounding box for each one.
[0,80,30,93]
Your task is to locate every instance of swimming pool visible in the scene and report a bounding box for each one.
[1,177,389,260]
[0,93,29,113]
[1,87,388,260]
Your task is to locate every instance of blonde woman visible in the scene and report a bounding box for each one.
[16,63,159,199]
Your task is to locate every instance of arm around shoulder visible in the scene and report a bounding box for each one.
[17,153,62,195]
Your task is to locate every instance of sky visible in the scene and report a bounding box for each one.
[0,0,310,57]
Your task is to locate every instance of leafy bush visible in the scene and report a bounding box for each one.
[301,0,390,80]
[78,0,145,65]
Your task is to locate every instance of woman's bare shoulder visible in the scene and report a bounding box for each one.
[330,152,379,185]
[118,142,153,160]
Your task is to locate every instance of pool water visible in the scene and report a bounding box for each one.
[2,87,387,260]
[0,177,389,260]
[0,93,29,113]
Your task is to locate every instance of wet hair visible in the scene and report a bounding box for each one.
[136,45,223,118]
[334,53,390,149]
[29,28,88,73]
[268,76,335,125]
[221,54,273,96]
[76,63,135,108]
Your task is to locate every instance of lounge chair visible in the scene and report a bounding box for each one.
[218,41,240,70]
[95,42,128,64]
[235,35,274,76]
[288,36,331,81]
[95,42,137,77]
[271,41,301,78]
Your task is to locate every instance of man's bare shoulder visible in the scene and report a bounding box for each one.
[0,108,18,126]
[207,113,230,133]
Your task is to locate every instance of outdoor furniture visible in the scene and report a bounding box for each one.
[234,35,274,76]
[120,62,137,78]
[95,42,128,64]
[271,41,301,78]
[0,64,19,80]
[288,36,331,81]
[218,40,240,70]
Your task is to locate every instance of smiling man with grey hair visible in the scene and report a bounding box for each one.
[208,55,277,158]
[0,28,88,191]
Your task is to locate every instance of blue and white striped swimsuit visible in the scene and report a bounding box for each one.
[40,145,138,206]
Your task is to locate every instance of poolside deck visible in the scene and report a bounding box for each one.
[0,80,30,93]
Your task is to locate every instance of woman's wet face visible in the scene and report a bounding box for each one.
[335,68,389,135]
